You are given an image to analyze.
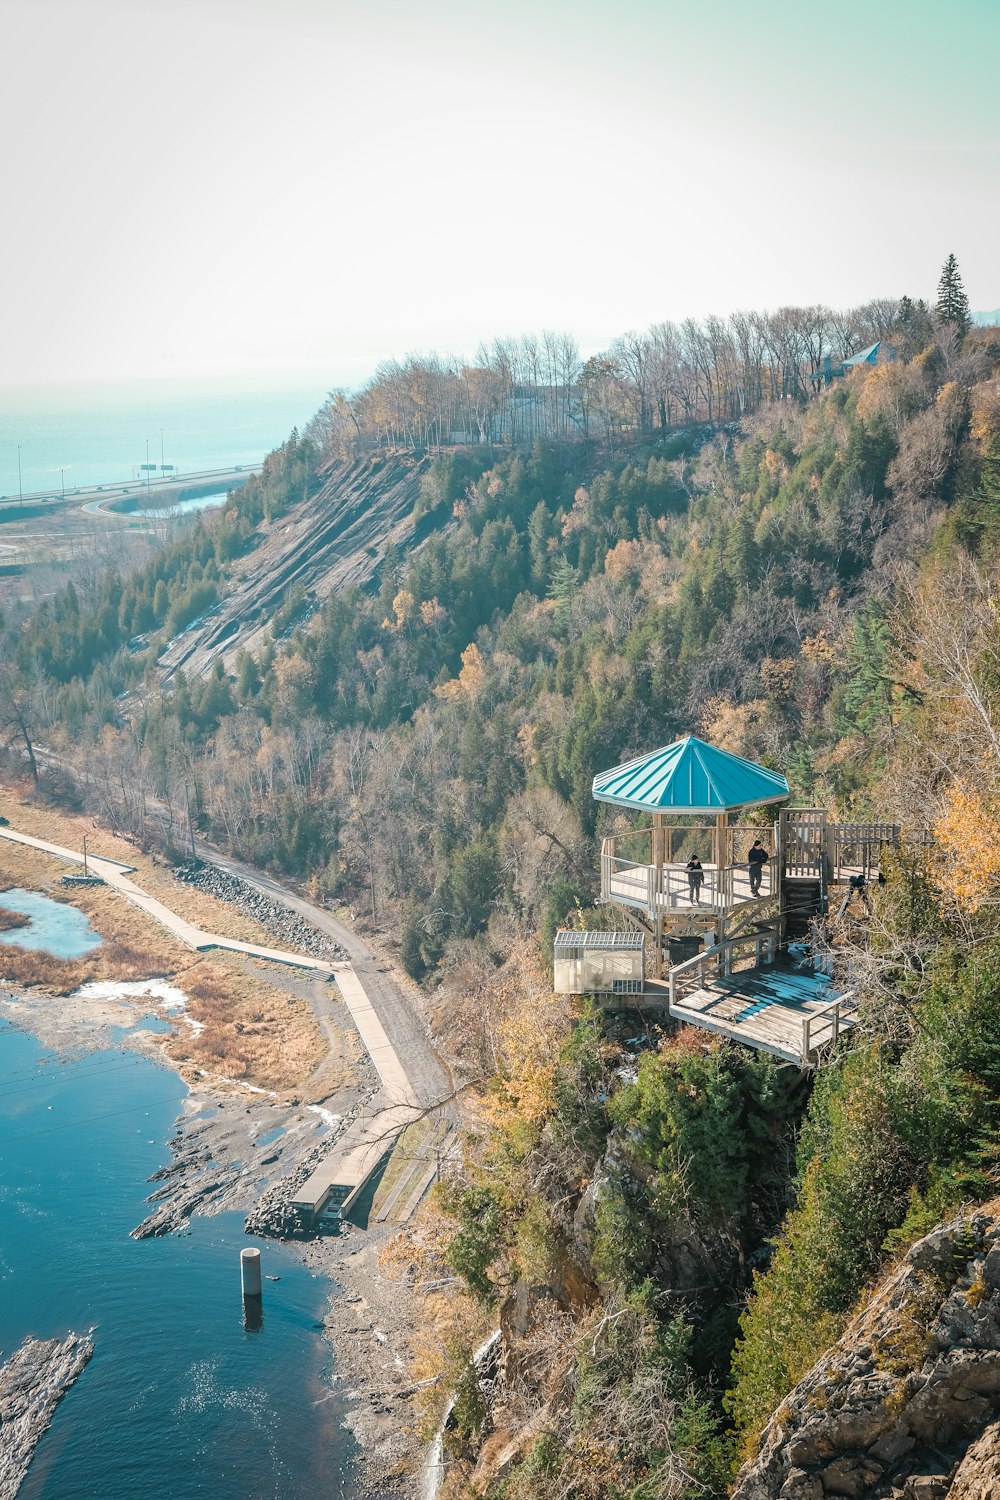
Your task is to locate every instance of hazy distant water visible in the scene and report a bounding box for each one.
[0,380,331,497]
[0,1020,355,1498]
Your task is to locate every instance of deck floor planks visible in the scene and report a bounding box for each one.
[670,964,852,1063]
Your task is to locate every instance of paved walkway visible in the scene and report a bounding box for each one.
[0,826,334,970]
[0,823,423,1108]
[195,843,452,1109]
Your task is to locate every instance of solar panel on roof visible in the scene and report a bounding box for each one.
[553,930,644,950]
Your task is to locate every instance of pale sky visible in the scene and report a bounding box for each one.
[2,0,998,391]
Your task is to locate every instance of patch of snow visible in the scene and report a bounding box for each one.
[72,976,205,1034]
[74,979,187,1008]
[194,1070,278,1098]
[307,1104,341,1128]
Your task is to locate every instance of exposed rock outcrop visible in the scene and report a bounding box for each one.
[157,452,434,679]
[0,1332,94,1499]
[947,1417,1000,1497]
[733,1203,1000,1499]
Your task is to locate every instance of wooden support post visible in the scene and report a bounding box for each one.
[777,808,788,942]
[801,1015,811,1065]
[715,811,728,941]
[653,813,664,978]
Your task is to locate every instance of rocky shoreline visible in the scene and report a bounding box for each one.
[0,857,426,1497]
[172,858,348,962]
[0,1332,94,1500]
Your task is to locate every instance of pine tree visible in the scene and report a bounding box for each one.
[935,253,971,338]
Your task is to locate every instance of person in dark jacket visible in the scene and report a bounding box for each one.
[686,854,704,905]
[748,839,768,896]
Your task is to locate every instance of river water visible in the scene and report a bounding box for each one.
[0,1018,355,1498]
[0,379,332,498]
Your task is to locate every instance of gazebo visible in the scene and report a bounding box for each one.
[593,735,790,967]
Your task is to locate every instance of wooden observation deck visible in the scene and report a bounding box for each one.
[582,736,897,1063]
[666,928,855,1066]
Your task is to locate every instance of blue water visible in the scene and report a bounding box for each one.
[0,380,331,498]
[0,889,103,958]
[0,1021,354,1497]
[136,491,231,518]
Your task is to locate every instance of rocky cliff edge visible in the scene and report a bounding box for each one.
[733,1202,1000,1499]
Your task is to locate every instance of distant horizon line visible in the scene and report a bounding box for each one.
[4,302,999,405]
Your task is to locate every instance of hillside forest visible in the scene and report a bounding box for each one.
[5,269,1000,1494]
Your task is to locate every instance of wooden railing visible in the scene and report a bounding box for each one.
[831,825,899,881]
[601,850,775,912]
[801,991,855,1061]
[667,924,780,1008]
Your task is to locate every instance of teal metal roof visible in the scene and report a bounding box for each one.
[592,735,789,815]
[842,340,881,367]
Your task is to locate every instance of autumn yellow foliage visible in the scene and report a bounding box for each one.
[932,781,1000,910]
[434,642,486,701]
[482,969,568,1134]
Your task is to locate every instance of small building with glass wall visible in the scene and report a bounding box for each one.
[553,929,645,996]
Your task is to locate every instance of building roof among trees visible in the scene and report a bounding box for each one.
[592,735,789,815]
[842,341,883,367]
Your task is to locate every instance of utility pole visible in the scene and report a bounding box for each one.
[145,438,150,500]
[17,445,22,504]
[185,781,196,859]
[60,467,65,500]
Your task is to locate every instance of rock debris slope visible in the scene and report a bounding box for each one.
[734,1202,1000,1499]
[158,452,434,680]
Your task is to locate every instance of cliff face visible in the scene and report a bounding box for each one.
[733,1204,1000,1499]
[158,451,435,679]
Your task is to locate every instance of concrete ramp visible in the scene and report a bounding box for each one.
[292,1105,418,1226]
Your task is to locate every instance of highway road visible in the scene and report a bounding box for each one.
[0,464,261,510]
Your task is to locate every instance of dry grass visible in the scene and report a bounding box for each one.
[163,955,328,1093]
[0,792,330,1094]
[0,843,190,991]
[0,904,30,931]
[0,782,279,946]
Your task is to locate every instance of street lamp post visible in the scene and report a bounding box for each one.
[60,467,65,499]
[145,439,150,499]
[17,445,22,504]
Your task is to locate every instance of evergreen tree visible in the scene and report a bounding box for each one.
[935,253,971,338]
[896,295,934,358]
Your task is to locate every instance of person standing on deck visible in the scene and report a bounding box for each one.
[748,839,768,896]
[686,854,704,905]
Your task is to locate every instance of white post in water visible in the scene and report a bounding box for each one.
[241,1247,262,1298]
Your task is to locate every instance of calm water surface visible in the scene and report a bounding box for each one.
[0,889,103,958]
[0,1020,354,1498]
